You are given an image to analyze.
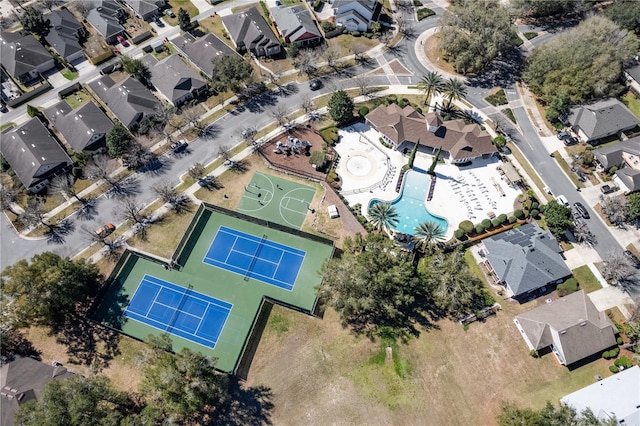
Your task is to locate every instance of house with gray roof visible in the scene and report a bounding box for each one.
[85,0,127,44]
[561,365,640,425]
[44,8,86,63]
[0,31,55,83]
[331,0,381,32]
[481,223,571,299]
[567,98,639,144]
[514,290,617,366]
[122,0,166,21]
[594,137,640,193]
[44,100,114,153]
[171,32,239,79]
[141,54,208,106]
[88,75,160,129]
[1,357,75,426]
[0,118,72,193]
[221,7,281,58]
[270,5,321,47]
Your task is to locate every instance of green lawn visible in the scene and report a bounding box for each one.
[61,68,78,80]
[0,122,15,131]
[64,89,92,109]
[571,265,602,293]
[622,92,640,120]
[485,88,507,106]
[164,0,200,26]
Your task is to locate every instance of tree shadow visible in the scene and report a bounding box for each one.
[465,50,524,90]
[168,196,193,215]
[76,199,99,221]
[45,219,75,245]
[107,177,141,198]
[137,156,167,176]
[226,159,250,174]
[52,317,122,370]
[201,123,222,140]
[214,379,274,426]
[198,176,223,190]
[1,329,41,360]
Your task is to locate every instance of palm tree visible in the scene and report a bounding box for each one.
[367,202,399,233]
[443,78,467,109]
[414,221,446,252]
[417,71,444,109]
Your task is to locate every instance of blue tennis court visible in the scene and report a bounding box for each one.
[203,226,305,291]
[124,275,232,348]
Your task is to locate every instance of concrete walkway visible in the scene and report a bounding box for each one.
[589,286,635,319]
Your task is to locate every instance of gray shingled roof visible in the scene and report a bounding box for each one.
[515,291,617,365]
[85,0,126,40]
[626,64,640,84]
[44,100,114,152]
[221,7,280,53]
[270,5,320,44]
[44,8,84,60]
[123,0,164,19]
[1,357,74,426]
[88,75,160,129]
[170,33,238,79]
[593,137,640,169]
[483,223,571,296]
[0,118,72,189]
[616,168,640,193]
[568,98,639,142]
[0,31,54,79]
[141,54,207,105]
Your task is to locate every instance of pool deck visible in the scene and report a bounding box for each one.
[335,123,522,240]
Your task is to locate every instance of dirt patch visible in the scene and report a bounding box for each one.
[424,35,461,76]
[259,127,329,181]
[388,59,413,76]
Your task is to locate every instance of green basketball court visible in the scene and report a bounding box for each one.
[92,204,334,374]
[236,172,316,229]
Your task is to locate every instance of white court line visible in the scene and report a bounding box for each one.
[142,280,162,317]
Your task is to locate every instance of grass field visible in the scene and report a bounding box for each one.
[92,205,334,373]
[571,265,602,293]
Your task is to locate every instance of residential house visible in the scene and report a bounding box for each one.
[0,357,75,426]
[171,32,239,79]
[44,100,114,153]
[88,75,160,129]
[567,98,639,144]
[365,103,498,163]
[514,290,618,366]
[85,0,127,44]
[0,31,55,83]
[44,8,86,63]
[122,0,166,21]
[270,5,321,47]
[561,365,640,425]
[481,223,571,299]
[0,118,72,193]
[625,63,640,95]
[141,54,208,106]
[593,137,640,193]
[331,0,381,32]
[221,7,281,57]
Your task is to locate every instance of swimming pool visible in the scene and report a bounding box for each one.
[369,170,448,235]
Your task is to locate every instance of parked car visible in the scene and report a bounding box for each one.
[543,186,553,195]
[154,15,164,26]
[574,202,590,219]
[556,194,570,208]
[624,250,640,268]
[563,136,579,146]
[171,139,188,153]
[96,223,115,238]
[309,80,322,91]
[600,184,618,194]
[164,8,176,18]
[557,131,570,141]
[576,170,586,182]
[116,35,128,47]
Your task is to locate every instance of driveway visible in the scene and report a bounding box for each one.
[588,286,636,319]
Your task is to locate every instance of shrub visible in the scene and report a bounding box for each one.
[398,98,408,108]
[508,216,517,224]
[609,365,619,374]
[493,136,507,149]
[313,0,321,10]
[514,209,525,219]
[497,214,508,224]
[491,218,500,227]
[413,0,423,5]
[321,21,335,32]
[529,349,539,358]
[459,220,474,234]
[531,202,539,210]
[617,336,623,345]
[359,106,370,117]
[530,209,540,218]
[603,347,620,359]
[309,151,327,170]
[351,31,361,37]
[609,166,618,175]
[615,356,632,369]
[475,224,486,234]
[415,107,422,114]
[481,219,492,229]
[557,278,579,297]
[454,228,465,240]
[417,7,435,21]
[326,170,338,183]
[319,127,339,145]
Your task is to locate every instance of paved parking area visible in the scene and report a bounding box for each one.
[588,286,635,319]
